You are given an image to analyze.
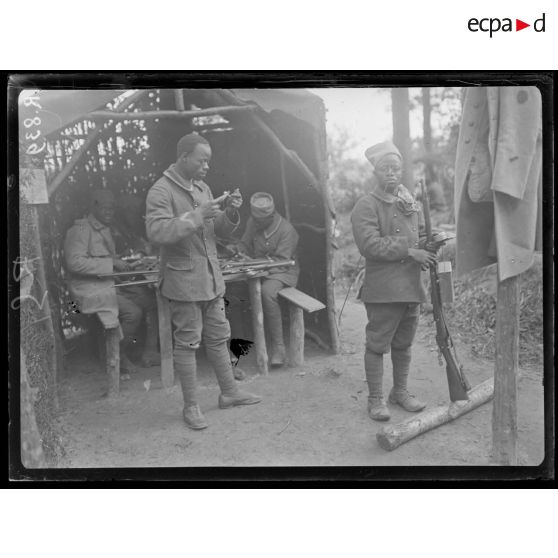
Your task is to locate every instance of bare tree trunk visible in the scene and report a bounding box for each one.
[391,88,413,191]
[422,87,435,184]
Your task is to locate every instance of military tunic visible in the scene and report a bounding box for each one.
[239,213,299,287]
[145,164,240,302]
[351,186,427,304]
[64,213,119,328]
[145,164,240,353]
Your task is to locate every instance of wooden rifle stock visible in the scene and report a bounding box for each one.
[420,180,471,402]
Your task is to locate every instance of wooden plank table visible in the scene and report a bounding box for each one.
[100,266,273,390]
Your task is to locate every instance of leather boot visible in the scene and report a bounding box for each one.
[365,350,390,421]
[183,404,208,430]
[206,342,262,408]
[367,397,390,422]
[218,391,262,409]
[389,347,426,412]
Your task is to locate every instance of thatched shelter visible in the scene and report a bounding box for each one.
[21,87,339,379]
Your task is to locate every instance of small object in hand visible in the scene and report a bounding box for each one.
[213,190,231,204]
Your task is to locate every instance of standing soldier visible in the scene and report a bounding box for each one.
[351,141,436,421]
[146,133,261,430]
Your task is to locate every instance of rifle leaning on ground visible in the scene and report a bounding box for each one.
[419,179,471,402]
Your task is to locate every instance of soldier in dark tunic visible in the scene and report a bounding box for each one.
[145,134,261,430]
[351,141,437,421]
[238,192,299,366]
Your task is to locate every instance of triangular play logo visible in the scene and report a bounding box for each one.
[516,19,530,31]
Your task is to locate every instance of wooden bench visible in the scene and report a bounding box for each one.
[278,287,326,366]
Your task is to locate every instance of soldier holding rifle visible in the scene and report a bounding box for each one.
[351,141,437,422]
[146,133,261,430]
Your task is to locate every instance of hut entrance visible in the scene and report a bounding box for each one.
[26,88,339,381]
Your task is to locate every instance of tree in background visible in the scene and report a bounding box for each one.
[391,87,413,190]
[412,87,462,220]
[327,127,374,214]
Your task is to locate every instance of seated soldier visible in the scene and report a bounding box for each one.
[237,192,300,367]
[64,189,154,377]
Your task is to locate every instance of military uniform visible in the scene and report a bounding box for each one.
[351,185,428,355]
[239,213,299,287]
[238,195,299,365]
[146,163,247,415]
[64,213,150,348]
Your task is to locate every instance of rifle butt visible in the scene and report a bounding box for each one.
[446,364,470,402]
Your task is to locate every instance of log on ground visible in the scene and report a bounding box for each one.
[376,378,494,451]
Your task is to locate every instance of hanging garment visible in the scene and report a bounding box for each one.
[454,86,542,281]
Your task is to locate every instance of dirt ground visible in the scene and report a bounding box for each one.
[56,293,545,468]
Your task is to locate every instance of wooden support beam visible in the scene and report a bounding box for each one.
[105,327,120,398]
[47,90,147,197]
[312,126,341,355]
[174,89,186,111]
[288,306,305,367]
[492,274,520,465]
[377,378,495,451]
[156,290,174,390]
[29,206,58,404]
[89,104,256,122]
[279,151,291,221]
[248,278,269,375]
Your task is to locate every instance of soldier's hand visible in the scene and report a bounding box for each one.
[113,258,130,272]
[198,199,221,220]
[226,188,243,210]
[425,240,442,254]
[408,248,437,268]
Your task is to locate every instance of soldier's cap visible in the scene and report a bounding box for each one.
[250,192,275,219]
[177,133,210,159]
[365,141,402,167]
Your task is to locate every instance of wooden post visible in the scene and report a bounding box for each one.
[156,290,174,389]
[29,206,59,405]
[492,274,520,465]
[288,305,305,367]
[377,378,495,451]
[105,327,120,398]
[279,151,291,221]
[248,278,269,375]
[313,125,341,355]
[20,349,46,468]
[174,89,186,111]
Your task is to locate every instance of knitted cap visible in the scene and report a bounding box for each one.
[250,192,275,219]
[365,141,402,167]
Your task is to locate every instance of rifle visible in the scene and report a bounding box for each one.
[220,259,295,276]
[419,180,471,402]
